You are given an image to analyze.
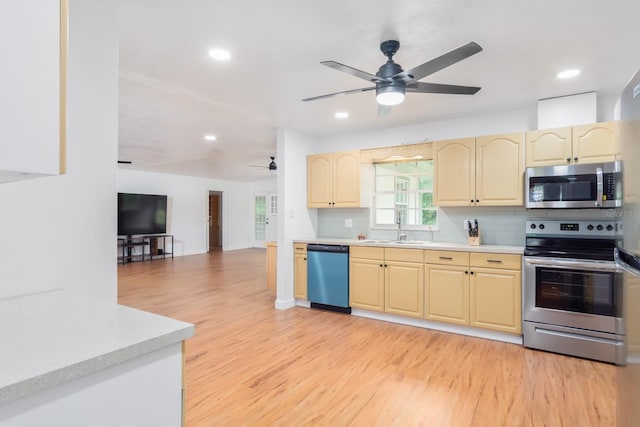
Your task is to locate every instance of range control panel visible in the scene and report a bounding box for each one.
[526,220,623,237]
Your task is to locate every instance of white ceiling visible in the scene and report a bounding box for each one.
[117,0,640,182]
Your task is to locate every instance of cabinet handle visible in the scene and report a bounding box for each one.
[475,199,479,203]
[566,157,571,163]
[384,264,388,267]
[470,271,475,275]
[380,264,383,267]
[304,257,307,261]
[470,200,474,203]
[328,202,332,206]
[574,157,578,162]
[487,259,503,264]
[465,271,469,275]
[439,256,453,260]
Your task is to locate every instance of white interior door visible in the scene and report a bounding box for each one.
[253,193,277,248]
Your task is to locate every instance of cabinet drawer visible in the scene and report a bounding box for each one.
[350,246,385,259]
[470,252,521,270]
[426,250,469,266]
[384,248,424,263]
[294,243,307,253]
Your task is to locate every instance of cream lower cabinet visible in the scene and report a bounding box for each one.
[469,253,522,334]
[425,250,470,325]
[425,250,522,334]
[350,246,424,317]
[293,243,307,299]
[350,247,385,311]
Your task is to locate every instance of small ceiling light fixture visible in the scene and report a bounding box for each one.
[376,84,406,106]
[334,111,349,119]
[208,48,231,61]
[204,134,217,141]
[557,69,581,79]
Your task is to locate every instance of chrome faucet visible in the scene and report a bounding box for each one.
[396,210,407,241]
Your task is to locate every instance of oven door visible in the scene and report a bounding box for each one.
[524,256,623,334]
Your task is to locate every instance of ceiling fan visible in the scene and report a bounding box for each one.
[249,156,277,171]
[302,40,483,115]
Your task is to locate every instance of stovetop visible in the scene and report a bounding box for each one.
[525,220,623,261]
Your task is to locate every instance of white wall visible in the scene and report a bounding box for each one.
[0,0,118,301]
[117,169,258,253]
[276,128,318,309]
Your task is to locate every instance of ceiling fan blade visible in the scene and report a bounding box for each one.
[406,82,481,95]
[321,61,386,83]
[377,104,392,118]
[249,165,268,168]
[302,86,376,102]
[392,42,483,83]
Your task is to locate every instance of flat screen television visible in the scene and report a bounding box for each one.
[118,193,168,236]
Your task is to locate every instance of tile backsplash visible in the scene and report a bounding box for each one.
[317,207,614,246]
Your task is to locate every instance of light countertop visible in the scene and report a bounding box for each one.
[0,290,194,405]
[293,238,524,254]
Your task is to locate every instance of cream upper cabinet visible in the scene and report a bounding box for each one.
[475,133,524,205]
[307,150,360,208]
[572,122,617,164]
[434,134,524,207]
[469,253,522,334]
[525,126,572,167]
[433,138,475,206]
[293,243,307,299]
[0,0,67,183]
[350,246,423,317]
[525,122,617,167]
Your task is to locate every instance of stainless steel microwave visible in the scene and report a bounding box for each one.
[525,161,623,208]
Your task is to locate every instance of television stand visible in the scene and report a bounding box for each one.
[117,235,173,265]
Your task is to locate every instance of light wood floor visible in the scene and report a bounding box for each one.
[118,249,616,426]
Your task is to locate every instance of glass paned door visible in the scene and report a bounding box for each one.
[253,193,278,247]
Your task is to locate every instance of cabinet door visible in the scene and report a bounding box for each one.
[307,153,333,208]
[0,0,67,182]
[425,265,469,325]
[267,244,277,294]
[293,252,307,299]
[385,261,424,318]
[475,133,524,206]
[332,151,360,208]
[525,127,572,167]
[433,138,476,206]
[350,257,385,311]
[572,121,617,164]
[470,268,521,334]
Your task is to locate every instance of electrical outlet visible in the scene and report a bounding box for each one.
[345,219,353,228]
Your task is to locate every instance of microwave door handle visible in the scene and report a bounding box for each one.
[615,247,640,277]
[596,167,603,207]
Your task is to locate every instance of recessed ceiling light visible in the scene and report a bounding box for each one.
[334,111,349,119]
[204,134,217,141]
[208,48,231,61]
[557,69,581,79]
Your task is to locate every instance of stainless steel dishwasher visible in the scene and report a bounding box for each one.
[306,244,350,313]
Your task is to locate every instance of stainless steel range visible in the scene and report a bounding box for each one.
[523,219,625,364]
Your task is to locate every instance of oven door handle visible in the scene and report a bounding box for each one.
[524,256,621,272]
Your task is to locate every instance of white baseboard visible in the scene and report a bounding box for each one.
[275,298,296,310]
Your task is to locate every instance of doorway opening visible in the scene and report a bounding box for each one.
[208,191,222,251]
[253,193,277,248]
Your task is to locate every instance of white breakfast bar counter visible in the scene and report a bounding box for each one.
[0,290,194,427]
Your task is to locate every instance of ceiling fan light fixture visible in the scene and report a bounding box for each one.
[208,48,231,61]
[376,85,405,106]
[268,156,277,171]
[334,111,349,119]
